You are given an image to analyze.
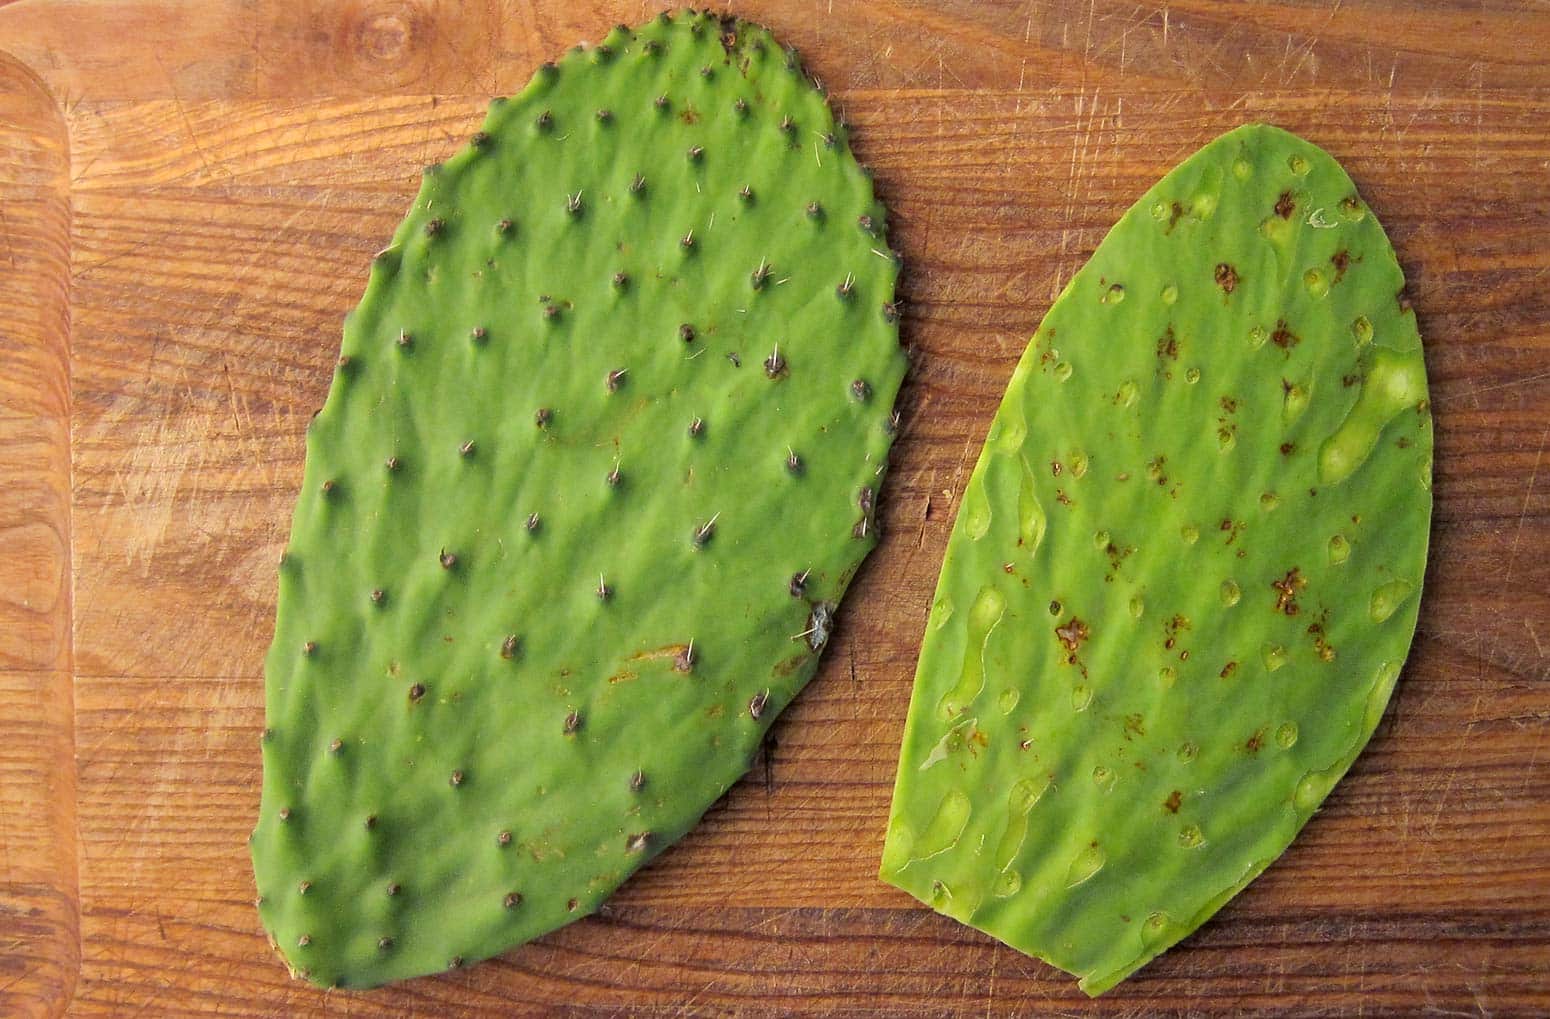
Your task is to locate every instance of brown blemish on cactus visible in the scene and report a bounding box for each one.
[542,303,561,321]
[503,892,522,909]
[1271,567,1306,615]
[497,830,512,846]
[1280,442,1295,456]
[1156,327,1180,363]
[1163,614,1191,652]
[1307,611,1337,662]
[408,682,426,702]
[1220,660,1239,679]
[1245,728,1266,754]
[449,770,464,787]
[612,271,629,289]
[439,549,457,570]
[501,635,520,660]
[1163,790,1182,814]
[673,641,697,674]
[535,408,552,428]
[1055,618,1090,657]
[424,218,445,237]
[1330,249,1352,284]
[1274,191,1296,219]
[320,479,336,495]
[496,218,513,235]
[595,108,612,124]
[1214,263,1238,294]
[567,899,580,912]
[1271,320,1300,350]
[328,737,343,753]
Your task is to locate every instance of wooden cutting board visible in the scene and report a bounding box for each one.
[2,1,1547,1014]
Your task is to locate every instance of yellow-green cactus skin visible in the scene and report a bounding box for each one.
[881,124,1431,995]
[253,11,904,988]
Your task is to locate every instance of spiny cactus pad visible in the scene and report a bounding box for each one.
[880,124,1431,995]
[252,11,904,988]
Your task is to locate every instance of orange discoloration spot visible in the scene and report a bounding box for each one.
[1164,790,1183,813]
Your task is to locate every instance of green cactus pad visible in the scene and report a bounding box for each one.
[252,11,904,988]
[880,124,1431,995]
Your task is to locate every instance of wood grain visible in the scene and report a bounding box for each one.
[0,1,1547,1014]
[0,48,77,1019]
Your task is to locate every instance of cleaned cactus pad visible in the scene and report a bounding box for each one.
[252,11,904,988]
[880,124,1430,994]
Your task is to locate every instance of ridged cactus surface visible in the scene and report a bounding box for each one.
[252,11,904,988]
[881,124,1431,995]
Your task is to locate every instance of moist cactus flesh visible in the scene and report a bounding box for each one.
[880,124,1431,995]
[252,11,904,988]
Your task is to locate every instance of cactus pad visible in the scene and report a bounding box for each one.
[880,124,1431,994]
[252,11,904,988]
